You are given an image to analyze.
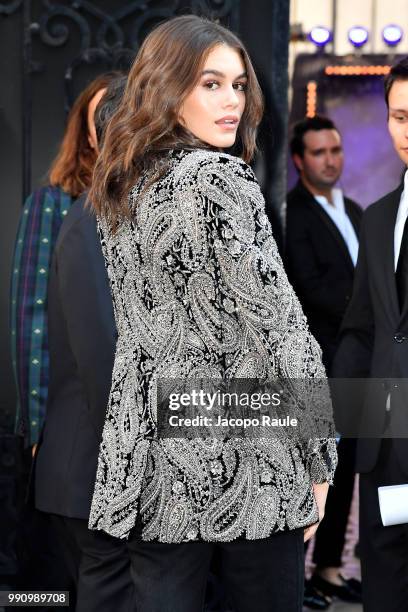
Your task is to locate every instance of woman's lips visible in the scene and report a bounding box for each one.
[215,116,239,130]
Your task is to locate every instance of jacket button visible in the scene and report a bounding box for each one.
[394,332,405,343]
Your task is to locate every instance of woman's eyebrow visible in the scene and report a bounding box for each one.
[201,69,248,79]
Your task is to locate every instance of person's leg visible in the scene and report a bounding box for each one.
[312,437,356,571]
[50,515,81,585]
[127,535,213,612]
[62,517,134,612]
[220,529,304,612]
[360,439,408,612]
[205,549,232,612]
[16,448,76,611]
[310,438,361,603]
[22,512,78,611]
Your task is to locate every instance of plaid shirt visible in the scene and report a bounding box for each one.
[10,186,73,445]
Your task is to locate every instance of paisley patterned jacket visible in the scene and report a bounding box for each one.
[89,149,337,541]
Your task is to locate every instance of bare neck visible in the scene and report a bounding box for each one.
[301,176,334,205]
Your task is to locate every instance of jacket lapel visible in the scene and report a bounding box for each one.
[345,200,361,237]
[295,182,355,274]
[380,186,403,323]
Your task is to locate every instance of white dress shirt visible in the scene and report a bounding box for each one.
[394,170,408,271]
[314,188,359,267]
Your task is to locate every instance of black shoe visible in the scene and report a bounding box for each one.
[311,573,362,603]
[345,576,362,595]
[303,580,332,610]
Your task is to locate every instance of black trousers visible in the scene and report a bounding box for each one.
[15,508,75,612]
[127,528,305,612]
[359,438,408,612]
[312,437,356,568]
[15,447,75,612]
[51,515,134,612]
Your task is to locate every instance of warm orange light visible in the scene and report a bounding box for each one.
[306,80,317,117]
[324,65,391,76]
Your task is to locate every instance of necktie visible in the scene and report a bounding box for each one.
[396,216,408,310]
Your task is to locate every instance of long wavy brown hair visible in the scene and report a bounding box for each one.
[89,15,264,226]
[48,72,120,197]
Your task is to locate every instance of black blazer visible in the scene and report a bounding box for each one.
[35,194,116,519]
[285,180,362,371]
[332,183,408,474]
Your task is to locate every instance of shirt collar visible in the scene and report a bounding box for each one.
[398,170,408,215]
[314,188,344,211]
[404,169,408,194]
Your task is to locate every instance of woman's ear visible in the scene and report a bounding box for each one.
[88,133,97,150]
[87,87,107,153]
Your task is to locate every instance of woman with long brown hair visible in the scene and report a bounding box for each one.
[88,16,337,612]
[11,72,118,448]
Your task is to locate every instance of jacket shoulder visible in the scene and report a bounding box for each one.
[168,150,263,221]
[56,194,95,251]
[23,184,68,209]
[172,149,256,185]
[286,183,314,210]
[363,185,402,221]
[286,186,314,224]
[62,193,88,224]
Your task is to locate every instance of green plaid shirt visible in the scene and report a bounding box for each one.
[10,186,73,445]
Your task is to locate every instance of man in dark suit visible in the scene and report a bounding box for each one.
[333,57,408,612]
[34,76,134,612]
[285,116,362,609]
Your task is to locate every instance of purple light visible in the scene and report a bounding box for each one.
[382,24,403,46]
[348,26,369,48]
[308,26,332,48]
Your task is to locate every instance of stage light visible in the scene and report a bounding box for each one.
[308,26,332,48]
[325,65,390,76]
[306,81,317,118]
[382,24,403,47]
[348,26,369,49]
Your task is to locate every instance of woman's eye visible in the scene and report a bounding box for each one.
[233,82,247,91]
[204,81,219,90]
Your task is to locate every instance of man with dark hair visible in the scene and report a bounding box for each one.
[33,75,133,612]
[287,116,362,368]
[285,116,362,609]
[384,55,408,107]
[290,115,338,162]
[333,57,408,612]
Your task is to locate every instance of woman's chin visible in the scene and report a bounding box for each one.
[204,135,237,149]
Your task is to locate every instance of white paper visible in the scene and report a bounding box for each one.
[378,484,408,526]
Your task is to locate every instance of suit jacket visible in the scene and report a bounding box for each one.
[285,180,362,371]
[35,194,116,519]
[88,149,337,541]
[332,183,408,474]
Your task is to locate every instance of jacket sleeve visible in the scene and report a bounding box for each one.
[55,212,117,440]
[178,153,337,485]
[10,187,65,445]
[285,207,351,320]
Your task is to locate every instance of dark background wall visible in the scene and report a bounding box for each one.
[1,2,24,434]
[0,0,289,433]
[240,0,289,246]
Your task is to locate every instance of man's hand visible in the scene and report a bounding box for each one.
[304,482,329,542]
